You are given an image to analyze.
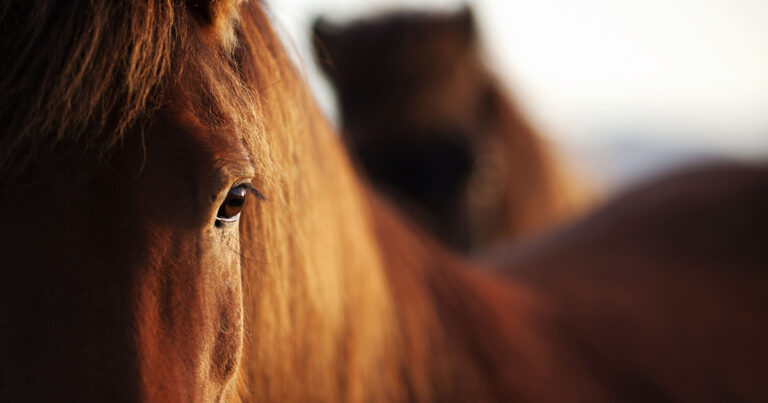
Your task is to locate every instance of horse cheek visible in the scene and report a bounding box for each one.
[203,233,245,390]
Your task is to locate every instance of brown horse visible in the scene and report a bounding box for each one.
[313,7,592,250]
[0,1,767,402]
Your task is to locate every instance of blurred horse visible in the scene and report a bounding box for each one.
[313,7,592,250]
[0,1,766,401]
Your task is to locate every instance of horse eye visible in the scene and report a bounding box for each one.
[216,185,248,223]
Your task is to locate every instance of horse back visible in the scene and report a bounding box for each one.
[504,161,768,401]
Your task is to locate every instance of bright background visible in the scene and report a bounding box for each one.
[266,0,768,189]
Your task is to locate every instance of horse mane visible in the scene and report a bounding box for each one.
[232,7,405,400]
[0,2,168,178]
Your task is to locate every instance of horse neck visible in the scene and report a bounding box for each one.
[366,198,574,402]
[236,113,561,401]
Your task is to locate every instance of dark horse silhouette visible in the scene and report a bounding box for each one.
[0,1,766,401]
[313,7,592,251]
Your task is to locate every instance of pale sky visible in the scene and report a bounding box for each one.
[266,0,768,184]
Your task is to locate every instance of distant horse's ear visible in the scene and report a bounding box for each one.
[188,0,244,52]
[455,4,476,45]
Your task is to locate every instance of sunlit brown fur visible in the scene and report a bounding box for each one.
[1,1,767,402]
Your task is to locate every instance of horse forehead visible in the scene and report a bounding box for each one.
[152,105,253,170]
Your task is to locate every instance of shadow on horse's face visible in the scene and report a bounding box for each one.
[0,104,255,400]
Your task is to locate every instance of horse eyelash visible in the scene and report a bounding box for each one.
[242,183,266,201]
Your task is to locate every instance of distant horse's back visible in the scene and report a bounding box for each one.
[505,161,768,401]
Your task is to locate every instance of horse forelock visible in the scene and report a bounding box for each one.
[0,1,265,183]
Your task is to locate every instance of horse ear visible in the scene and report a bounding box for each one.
[312,16,338,70]
[188,0,244,51]
[455,4,476,45]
